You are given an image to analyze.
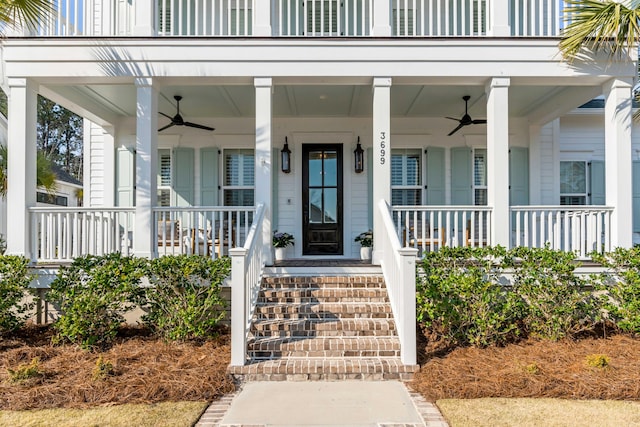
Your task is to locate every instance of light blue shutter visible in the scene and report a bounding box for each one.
[451,147,472,205]
[116,146,134,206]
[367,148,374,228]
[272,148,279,229]
[589,160,605,205]
[200,148,219,206]
[634,161,640,232]
[172,147,194,206]
[426,147,445,205]
[509,147,529,206]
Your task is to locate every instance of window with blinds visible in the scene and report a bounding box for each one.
[223,149,255,206]
[306,0,339,35]
[560,161,587,205]
[391,149,422,206]
[392,7,414,36]
[473,149,487,206]
[158,150,171,207]
[230,6,252,35]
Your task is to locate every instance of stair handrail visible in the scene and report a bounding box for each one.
[378,199,417,365]
[230,203,266,366]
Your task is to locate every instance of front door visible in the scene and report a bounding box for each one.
[302,144,343,255]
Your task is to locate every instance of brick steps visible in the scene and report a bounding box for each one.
[230,274,416,381]
[247,336,401,359]
[228,358,418,381]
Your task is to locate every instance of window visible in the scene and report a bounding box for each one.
[306,0,339,35]
[37,192,68,206]
[392,6,414,36]
[223,149,254,206]
[230,2,253,36]
[391,149,422,205]
[157,149,171,207]
[560,161,587,205]
[473,149,487,206]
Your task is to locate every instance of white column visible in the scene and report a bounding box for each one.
[134,0,156,36]
[604,78,633,249]
[6,78,37,259]
[230,247,248,366]
[489,0,510,36]
[486,77,510,248]
[528,124,542,205]
[372,0,391,36]
[254,1,272,36]
[255,77,273,265]
[134,78,158,258]
[372,77,392,264]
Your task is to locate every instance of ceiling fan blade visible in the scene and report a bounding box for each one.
[447,123,465,136]
[445,117,462,122]
[159,112,173,120]
[158,122,176,132]
[472,119,487,124]
[184,122,215,131]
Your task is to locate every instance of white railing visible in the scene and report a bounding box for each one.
[510,0,567,36]
[29,207,134,263]
[230,203,265,366]
[153,206,255,258]
[27,0,133,36]
[391,0,489,36]
[275,0,372,36]
[391,205,493,255]
[511,205,613,258]
[379,200,417,366]
[157,0,254,35]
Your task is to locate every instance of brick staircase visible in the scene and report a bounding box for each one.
[228,270,418,381]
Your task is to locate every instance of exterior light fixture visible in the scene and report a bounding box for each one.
[281,137,292,173]
[354,136,364,174]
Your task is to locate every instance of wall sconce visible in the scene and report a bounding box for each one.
[354,136,364,174]
[281,137,292,173]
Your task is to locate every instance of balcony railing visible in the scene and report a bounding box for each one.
[22,0,569,37]
[511,205,613,258]
[29,207,134,263]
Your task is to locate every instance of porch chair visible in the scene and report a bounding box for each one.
[406,222,446,255]
[186,220,236,257]
[157,220,181,247]
[465,219,489,247]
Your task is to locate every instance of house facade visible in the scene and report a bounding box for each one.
[1,0,637,365]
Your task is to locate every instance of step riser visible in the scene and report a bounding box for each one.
[252,320,396,332]
[248,350,401,359]
[251,330,396,338]
[254,313,394,321]
[231,373,415,381]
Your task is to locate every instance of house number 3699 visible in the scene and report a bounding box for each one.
[379,132,386,165]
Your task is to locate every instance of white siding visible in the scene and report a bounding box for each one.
[86,120,106,207]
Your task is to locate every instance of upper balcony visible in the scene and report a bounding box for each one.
[18,0,569,38]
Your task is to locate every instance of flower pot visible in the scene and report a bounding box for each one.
[274,247,287,261]
[360,246,372,262]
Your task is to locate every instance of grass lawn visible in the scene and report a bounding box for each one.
[438,398,640,427]
[0,401,209,427]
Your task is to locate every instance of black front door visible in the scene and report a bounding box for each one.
[302,144,343,255]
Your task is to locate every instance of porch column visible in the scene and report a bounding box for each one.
[134,0,156,36]
[134,78,158,258]
[489,0,510,36]
[372,0,391,36]
[486,77,510,248]
[255,78,273,265]
[604,78,633,248]
[372,77,392,264]
[254,1,272,36]
[5,78,37,259]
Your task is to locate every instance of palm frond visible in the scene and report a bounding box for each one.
[36,152,57,194]
[0,0,55,32]
[560,0,640,60]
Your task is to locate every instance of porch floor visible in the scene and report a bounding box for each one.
[272,259,374,267]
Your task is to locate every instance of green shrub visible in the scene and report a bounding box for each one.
[506,246,600,340]
[48,253,147,349]
[417,246,523,347]
[592,247,640,334]
[7,358,42,383]
[585,353,610,369]
[0,255,33,334]
[142,255,230,340]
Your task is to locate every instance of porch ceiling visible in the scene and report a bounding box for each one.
[44,82,602,125]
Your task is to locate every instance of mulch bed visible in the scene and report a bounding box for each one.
[412,329,640,402]
[0,325,235,411]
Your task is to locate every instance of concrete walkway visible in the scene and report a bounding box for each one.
[196,381,449,427]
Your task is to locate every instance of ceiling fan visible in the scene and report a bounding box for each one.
[445,95,486,136]
[158,95,215,132]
